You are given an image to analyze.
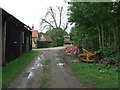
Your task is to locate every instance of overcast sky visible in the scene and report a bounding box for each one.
[0,0,72,33]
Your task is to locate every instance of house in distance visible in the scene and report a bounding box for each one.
[40,34,53,42]
[31,25,38,48]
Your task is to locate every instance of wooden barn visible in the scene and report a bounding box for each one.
[0,8,32,66]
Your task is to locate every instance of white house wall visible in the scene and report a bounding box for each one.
[40,35,46,41]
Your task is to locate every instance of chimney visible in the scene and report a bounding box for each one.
[32,24,34,30]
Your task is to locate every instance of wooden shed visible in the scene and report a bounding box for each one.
[0,8,32,66]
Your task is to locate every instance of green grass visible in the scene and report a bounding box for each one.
[69,62,118,88]
[2,51,39,88]
[43,60,51,73]
[0,67,2,89]
[39,77,50,88]
[39,59,51,88]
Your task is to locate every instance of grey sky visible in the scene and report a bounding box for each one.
[0,0,71,33]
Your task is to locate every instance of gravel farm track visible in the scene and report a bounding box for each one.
[8,46,86,88]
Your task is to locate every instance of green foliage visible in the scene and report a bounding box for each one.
[114,53,120,62]
[68,2,120,60]
[2,51,39,88]
[45,28,67,46]
[69,62,118,88]
[49,42,57,47]
[64,41,73,44]
[55,37,64,46]
[37,41,49,48]
[96,44,117,57]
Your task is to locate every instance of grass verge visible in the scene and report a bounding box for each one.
[69,62,118,88]
[2,51,39,88]
[0,67,2,89]
[39,60,51,88]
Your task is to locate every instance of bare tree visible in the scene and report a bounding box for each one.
[40,6,68,31]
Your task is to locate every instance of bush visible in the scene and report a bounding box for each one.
[49,42,57,47]
[37,41,49,48]
[114,53,120,62]
[55,38,64,46]
[64,41,73,44]
[57,40,64,46]
[96,45,117,57]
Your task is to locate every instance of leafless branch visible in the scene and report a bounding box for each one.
[40,6,68,31]
[49,6,58,28]
[63,22,69,31]
[57,6,63,28]
[42,18,54,29]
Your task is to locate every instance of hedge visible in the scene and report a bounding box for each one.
[37,41,49,48]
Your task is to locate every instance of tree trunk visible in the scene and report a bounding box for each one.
[97,26,102,49]
[101,24,104,48]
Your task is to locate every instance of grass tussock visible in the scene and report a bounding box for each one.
[0,67,2,89]
[39,59,51,88]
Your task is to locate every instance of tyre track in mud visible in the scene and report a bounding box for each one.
[48,50,86,88]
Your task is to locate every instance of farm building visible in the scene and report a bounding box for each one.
[0,8,32,66]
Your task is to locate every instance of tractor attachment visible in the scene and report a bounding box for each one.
[78,48,96,62]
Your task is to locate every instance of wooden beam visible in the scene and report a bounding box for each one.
[0,8,2,66]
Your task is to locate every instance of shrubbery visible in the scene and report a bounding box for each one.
[64,41,73,45]
[114,53,120,62]
[37,40,64,48]
[54,37,64,46]
[49,42,57,47]
[56,40,64,46]
[95,44,119,66]
[37,41,49,48]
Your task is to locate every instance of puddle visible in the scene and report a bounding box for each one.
[57,63,64,66]
[37,57,41,60]
[40,64,44,67]
[23,71,33,79]
[24,54,45,79]
[34,63,40,67]
[40,54,44,60]
[27,72,33,79]
[54,54,58,56]
[30,67,35,70]
[35,60,40,64]
[56,58,59,61]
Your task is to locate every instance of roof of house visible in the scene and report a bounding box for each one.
[32,30,38,38]
[43,35,53,42]
[40,34,53,42]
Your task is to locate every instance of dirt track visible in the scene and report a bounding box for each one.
[8,46,86,88]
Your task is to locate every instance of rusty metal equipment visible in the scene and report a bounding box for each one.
[78,48,96,62]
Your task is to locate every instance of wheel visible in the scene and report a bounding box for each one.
[79,56,86,62]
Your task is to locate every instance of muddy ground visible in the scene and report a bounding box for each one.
[8,46,86,88]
